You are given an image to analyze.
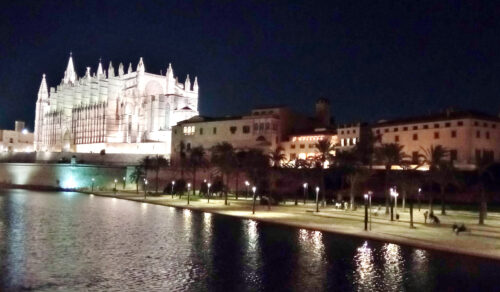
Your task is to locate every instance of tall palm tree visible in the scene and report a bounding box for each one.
[476,157,494,225]
[187,146,208,197]
[375,143,408,214]
[129,164,145,194]
[152,155,169,193]
[211,142,236,205]
[421,145,449,213]
[314,139,335,207]
[234,151,247,200]
[139,155,153,183]
[267,147,285,201]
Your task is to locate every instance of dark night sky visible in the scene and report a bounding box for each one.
[1,1,499,130]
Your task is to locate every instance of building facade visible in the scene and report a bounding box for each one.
[0,121,34,153]
[34,55,198,155]
[372,110,500,168]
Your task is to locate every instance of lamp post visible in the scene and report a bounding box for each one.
[364,193,369,231]
[171,180,175,199]
[114,179,117,194]
[207,183,211,203]
[122,176,126,190]
[418,188,422,211]
[245,181,249,199]
[368,191,373,230]
[303,182,308,204]
[144,179,148,199]
[91,178,95,192]
[315,186,320,212]
[187,183,191,205]
[252,186,257,214]
[390,187,398,221]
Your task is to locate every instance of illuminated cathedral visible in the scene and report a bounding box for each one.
[34,54,198,155]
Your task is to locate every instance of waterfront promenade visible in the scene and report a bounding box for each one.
[89,191,500,260]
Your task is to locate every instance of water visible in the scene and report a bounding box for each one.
[1,190,499,291]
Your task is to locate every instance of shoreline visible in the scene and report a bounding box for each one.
[78,190,500,262]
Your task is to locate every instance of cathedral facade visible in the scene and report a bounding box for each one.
[34,55,199,155]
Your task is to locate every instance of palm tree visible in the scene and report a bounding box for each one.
[139,155,153,183]
[335,149,366,210]
[314,139,335,207]
[422,145,449,213]
[242,148,269,197]
[129,164,145,194]
[187,146,208,198]
[375,143,408,213]
[152,155,169,193]
[211,142,236,205]
[268,147,286,201]
[475,157,494,225]
[234,151,247,200]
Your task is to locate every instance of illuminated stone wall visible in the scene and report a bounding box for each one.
[0,163,130,190]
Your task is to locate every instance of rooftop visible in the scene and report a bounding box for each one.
[373,109,500,127]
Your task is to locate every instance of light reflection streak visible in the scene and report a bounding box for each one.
[296,229,326,290]
[354,241,376,290]
[203,213,212,247]
[411,249,429,285]
[382,243,404,291]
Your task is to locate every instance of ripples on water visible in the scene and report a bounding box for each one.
[1,190,500,291]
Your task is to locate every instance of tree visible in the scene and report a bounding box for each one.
[335,148,369,210]
[234,151,247,200]
[267,147,286,201]
[375,143,408,214]
[186,146,208,198]
[152,155,169,194]
[475,158,497,225]
[129,165,145,194]
[242,148,270,198]
[211,142,236,205]
[314,139,335,207]
[139,156,153,183]
[422,145,449,213]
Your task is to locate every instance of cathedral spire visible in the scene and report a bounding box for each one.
[85,67,91,79]
[63,53,76,84]
[97,58,104,78]
[108,61,115,77]
[137,57,145,73]
[184,74,191,91]
[118,62,124,77]
[37,74,49,101]
[127,62,132,74]
[193,76,199,92]
[166,63,173,77]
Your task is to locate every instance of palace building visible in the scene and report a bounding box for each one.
[34,54,199,155]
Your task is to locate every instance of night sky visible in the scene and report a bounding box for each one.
[1,1,499,130]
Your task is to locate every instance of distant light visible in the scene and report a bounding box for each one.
[22,129,28,135]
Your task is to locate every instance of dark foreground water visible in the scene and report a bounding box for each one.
[1,190,500,291]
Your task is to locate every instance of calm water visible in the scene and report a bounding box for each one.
[1,190,499,291]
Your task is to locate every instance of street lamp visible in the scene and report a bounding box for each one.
[315,186,320,212]
[390,187,399,221]
[303,182,308,204]
[187,183,191,205]
[171,180,176,199]
[368,191,373,230]
[418,188,422,211]
[114,178,117,194]
[122,176,126,189]
[252,186,257,214]
[364,193,369,231]
[91,178,95,192]
[245,181,250,199]
[207,183,212,203]
[144,179,148,199]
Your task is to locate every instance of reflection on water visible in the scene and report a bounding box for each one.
[1,190,500,291]
[382,243,404,291]
[354,241,376,291]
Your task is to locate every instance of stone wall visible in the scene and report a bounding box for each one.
[0,163,132,191]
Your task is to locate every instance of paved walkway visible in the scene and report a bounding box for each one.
[86,190,500,260]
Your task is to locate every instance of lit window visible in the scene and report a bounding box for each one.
[353,138,357,145]
[341,138,345,147]
[183,126,195,136]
